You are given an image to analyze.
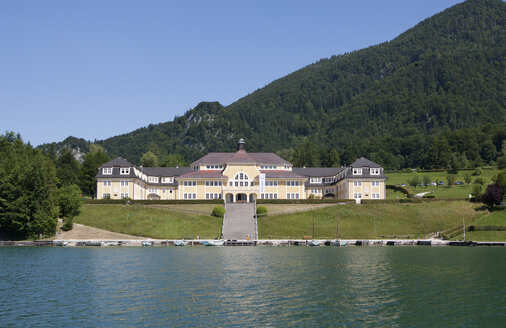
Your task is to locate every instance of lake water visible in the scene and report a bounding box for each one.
[0,247,505,327]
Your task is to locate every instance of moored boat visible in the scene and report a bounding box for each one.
[308,240,320,246]
[202,240,224,246]
[84,241,102,246]
[174,240,188,246]
[142,241,153,246]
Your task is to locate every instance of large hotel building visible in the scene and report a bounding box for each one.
[96,139,386,202]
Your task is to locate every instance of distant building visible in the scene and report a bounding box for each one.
[96,139,386,202]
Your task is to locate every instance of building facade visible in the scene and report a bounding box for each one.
[96,139,387,202]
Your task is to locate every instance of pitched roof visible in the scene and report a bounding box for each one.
[259,170,305,179]
[293,167,344,177]
[191,151,291,166]
[349,157,382,168]
[100,157,133,167]
[142,167,191,177]
[178,170,228,179]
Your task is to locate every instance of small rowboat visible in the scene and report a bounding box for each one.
[141,241,153,246]
[174,240,187,246]
[202,240,224,246]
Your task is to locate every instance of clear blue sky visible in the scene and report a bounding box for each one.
[0,0,463,146]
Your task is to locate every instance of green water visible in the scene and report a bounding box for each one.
[0,247,504,327]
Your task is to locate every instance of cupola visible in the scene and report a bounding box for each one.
[237,138,246,151]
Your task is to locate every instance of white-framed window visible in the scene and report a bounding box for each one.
[286,193,299,199]
[162,177,174,183]
[310,177,322,184]
[371,181,380,187]
[261,193,277,199]
[371,168,380,175]
[148,176,158,183]
[120,168,130,175]
[183,193,197,200]
[103,181,112,186]
[102,193,110,198]
[234,173,249,180]
[266,181,278,187]
[120,181,128,186]
[206,193,222,200]
[205,181,223,187]
[120,193,129,199]
[183,181,197,186]
[102,168,112,175]
[286,181,299,186]
[310,189,322,195]
[353,193,362,199]
[325,189,334,195]
[352,168,362,175]
[354,181,362,187]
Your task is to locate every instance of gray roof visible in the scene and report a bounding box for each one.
[142,167,191,177]
[349,157,382,168]
[259,170,305,179]
[191,151,291,166]
[293,167,344,177]
[100,157,133,168]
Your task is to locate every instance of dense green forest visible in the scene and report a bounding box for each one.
[39,0,506,170]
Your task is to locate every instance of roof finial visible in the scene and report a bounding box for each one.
[237,138,246,151]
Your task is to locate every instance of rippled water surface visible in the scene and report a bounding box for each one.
[1,247,505,327]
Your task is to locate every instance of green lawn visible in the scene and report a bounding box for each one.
[450,209,506,241]
[258,201,483,239]
[75,204,222,239]
[386,168,504,199]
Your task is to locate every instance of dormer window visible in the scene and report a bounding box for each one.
[353,168,362,175]
[371,168,380,175]
[193,166,199,171]
[103,168,112,175]
[120,168,130,175]
[162,177,174,183]
[148,176,159,183]
[310,177,322,184]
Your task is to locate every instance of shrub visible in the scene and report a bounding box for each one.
[212,206,225,218]
[463,173,472,184]
[446,174,457,187]
[472,168,482,176]
[474,177,485,185]
[257,206,268,217]
[471,184,483,199]
[62,217,73,231]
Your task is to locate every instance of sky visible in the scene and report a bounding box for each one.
[0,0,464,146]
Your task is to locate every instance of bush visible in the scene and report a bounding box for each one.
[474,177,486,185]
[62,217,73,231]
[212,206,225,218]
[472,168,482,176]
[257,206,268,217]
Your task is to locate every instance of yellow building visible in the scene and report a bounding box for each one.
[96,139,386,202]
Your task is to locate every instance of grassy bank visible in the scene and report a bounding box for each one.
[74,204,222,239]
[386,169,503,199]
[258,201,485,239]
[452,209,506,241]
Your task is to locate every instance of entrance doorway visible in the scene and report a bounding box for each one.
[236,193,248,203]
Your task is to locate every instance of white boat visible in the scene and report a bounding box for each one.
[174,240,188,246]
[332,240,347,246]
[202,240,224,246]
[141,241,153,246]
[101,241,119,247]
[308,240,320,246]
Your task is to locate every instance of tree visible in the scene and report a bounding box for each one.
[408,175,421,189]
[79,144,110,198]
[463,173,472,184]
[140,151,158,167]
[55,147,80,187]
[320,148,340,167]
[422,175,431,186]
[483,183,503,207]
[292,141,320,167]
[480,140,497,164]
[492,172,506,191]
[55,185,82,231]
[424,139,451,169]
[161,153,187,167]
[497,154,506,170]
[446,174,457,187]
[471,184,483,199]
[0,132,58,239]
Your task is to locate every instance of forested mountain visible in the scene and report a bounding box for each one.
[40,0,506,170]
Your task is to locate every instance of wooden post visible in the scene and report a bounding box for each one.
[312,213,315,240]
[337,213,340,240]
[463,217,466,241]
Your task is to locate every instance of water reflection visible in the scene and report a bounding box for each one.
[0,247,505,327]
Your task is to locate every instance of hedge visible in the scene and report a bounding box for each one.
[256,199,349,204]
[83,199,224,205]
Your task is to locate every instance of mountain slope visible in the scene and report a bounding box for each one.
[41,0,506,168]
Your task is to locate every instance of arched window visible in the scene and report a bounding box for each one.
[234,173,249,180]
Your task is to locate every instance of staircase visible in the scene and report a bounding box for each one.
[222,203,257,241]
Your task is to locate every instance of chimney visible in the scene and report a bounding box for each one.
[237,138,246,151]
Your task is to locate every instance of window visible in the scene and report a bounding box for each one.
[286,193,299,199]
[266,181,278,187]
[371,181,380,187]
[310,177,322,184]
[162,177,173,183]
[352,168,362,175]
[261,193,277,199]
[103,181,112,186]
[148,176,158,183]
[120,193,129,199]
[183,181,196,186]
[183,193,197,200]
[286,181,299,187]
[193,166,199,171]
[235,173,249,180]
[325,189,334,194]
[353,193,362,199]
[102,193,111,198]
[325,177,334,183]
[371,168,380,175]
[206,181,223,186]
[354,181,362,187]
[120,168,130,175]
[206,193,222,200]
[120,181,128,186]
[103,168,112,175]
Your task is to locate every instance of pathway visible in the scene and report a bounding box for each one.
[222,203,257,240]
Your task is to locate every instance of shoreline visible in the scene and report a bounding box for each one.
[1,239,505,247]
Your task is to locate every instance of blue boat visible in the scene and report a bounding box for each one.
[141,241,153,246]
[308,240,320,246]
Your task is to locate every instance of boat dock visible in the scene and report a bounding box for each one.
[1,239,505,247]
